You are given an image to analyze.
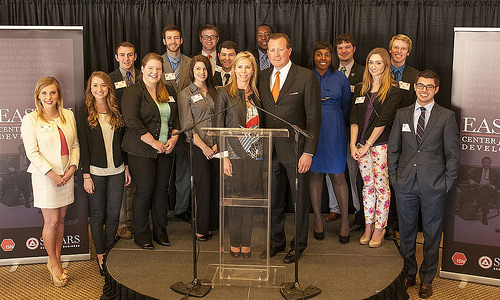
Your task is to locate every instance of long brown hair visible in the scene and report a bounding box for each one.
[360,48,395,103]
[227,51,260,98]
[34,77,66,124]
[141,53,170,103]
[189,55,217,99]
[84,71,124,130]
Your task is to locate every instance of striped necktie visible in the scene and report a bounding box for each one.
[416,107,426,145]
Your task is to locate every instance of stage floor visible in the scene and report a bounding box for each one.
[106,214,405,299]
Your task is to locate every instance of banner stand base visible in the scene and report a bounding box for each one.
[440,270,500,287]
[0,253,91,267]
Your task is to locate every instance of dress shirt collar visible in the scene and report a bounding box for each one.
[119,67,135,80]
[390,63,406,81]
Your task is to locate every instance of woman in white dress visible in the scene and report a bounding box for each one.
[21,77,79,287]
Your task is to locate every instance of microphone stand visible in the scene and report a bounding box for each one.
[170,96,242,298]
[249,99,321,300]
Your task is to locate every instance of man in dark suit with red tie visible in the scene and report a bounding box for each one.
[258,33,321,263]
[388,70,460,298]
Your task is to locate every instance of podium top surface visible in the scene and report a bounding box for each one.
[201,127,289,137]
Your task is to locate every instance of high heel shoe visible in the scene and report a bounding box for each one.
[47,258,68,278]
[369,229,386,248]
[359,227,374,245]
[230,247,240,258]
[314,231,325,240]
[241,247,251,258]
[97,255,106,276]
[47,262,67,287]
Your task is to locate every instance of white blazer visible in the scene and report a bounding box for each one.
[21,109,80,176]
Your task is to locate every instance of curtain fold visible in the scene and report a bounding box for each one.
[1,0,499,108]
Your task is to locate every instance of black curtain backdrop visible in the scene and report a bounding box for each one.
[1,0,499,108]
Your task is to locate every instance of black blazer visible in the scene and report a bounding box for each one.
[214,86,263,157]
[108,68,142,107]
[399,64,419,108]
[121,80,180,158]
[348,62,365,86]
[76,105,126,174]
[258,63,321,163]
[350,84,402,145]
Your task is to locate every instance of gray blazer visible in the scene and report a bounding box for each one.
[161,52,192,95]
[388,103,460,195]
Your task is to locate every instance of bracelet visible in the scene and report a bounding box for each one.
[366,140,373,146]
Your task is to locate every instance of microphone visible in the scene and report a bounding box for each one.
[247,95,313,140]
[174,92,243,136]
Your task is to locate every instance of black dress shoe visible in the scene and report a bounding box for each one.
[418,282,433,298]
[137,242,154,250]
[283,249,303,264]
[350,223,365,231]
[175,211,191,223]
[385,227,397,240]
[314,231,324,240]
[404,278,416,289]
[153,237,170,247]
[260,244,286,259]
[339,232,350,244]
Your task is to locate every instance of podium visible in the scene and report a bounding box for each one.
[202,127,288,287]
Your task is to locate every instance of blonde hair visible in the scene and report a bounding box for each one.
[141,53,170,103]
[389,34,413,54]
[361,48,396,103]
[85,71,125,130]
[227,51,260,99]
[34,77,66,124]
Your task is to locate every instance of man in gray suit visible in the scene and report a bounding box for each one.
[258,33,321,264]
[388,70,460,298]
[161,24,192,222]
[108,41,142,239]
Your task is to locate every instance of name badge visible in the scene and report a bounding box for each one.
[165,73,176,81]
[402,123,411,132]
[399,81,410,91]
[114,81,126,89]
[214,65,223,73]
[168,96,175,102]
[191,94,203,103]
[40,124,52,132]
[355,97,365,104]
[350,85,355,93]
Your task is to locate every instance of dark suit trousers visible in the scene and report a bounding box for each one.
[128,153,173,245]
[192,146,219,235]
[271,157,310,252]
[172,138,191,215]
[395,177,446,284]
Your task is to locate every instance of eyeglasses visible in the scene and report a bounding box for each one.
[201,35,218,40]
[415,83,437,91]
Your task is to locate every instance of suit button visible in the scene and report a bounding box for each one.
[274,105,277,107]
[413,163,417,167]
[417,150,420,153]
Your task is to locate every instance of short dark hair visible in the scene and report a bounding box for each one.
[257,23,273,32]
[198,24,219,37]
[482,156,492,163]
[416,70,440,86]
[115,42,136,55]
[269,33,291,49]
[308,41,336,70]
[162,24,182,39]
[334,34,356,48]
[219,40,238,53]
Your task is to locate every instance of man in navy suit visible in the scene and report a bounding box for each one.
[251,24,273,72]
[388,70,460,298]
[108,41,142,240]
[258,33,321,264]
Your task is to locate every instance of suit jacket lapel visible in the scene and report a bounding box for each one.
[277,63,297,103]
[421,103,441,142]
[407,104,418,146]
[261,68,274,104]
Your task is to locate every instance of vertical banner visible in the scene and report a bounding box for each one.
[441,28,500,285]
[0,26,89,265]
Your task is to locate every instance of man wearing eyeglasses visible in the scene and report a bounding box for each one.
[388,70,460,299]
[251,24,273,72]
[198,24,221,74]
